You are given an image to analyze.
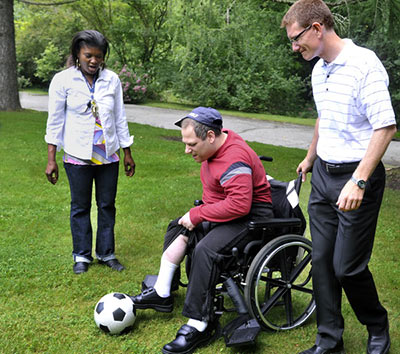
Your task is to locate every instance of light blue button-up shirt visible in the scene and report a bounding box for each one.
[45,66,133,160]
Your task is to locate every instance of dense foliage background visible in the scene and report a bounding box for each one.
[14,0,400,121]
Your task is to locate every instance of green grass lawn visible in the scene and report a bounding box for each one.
[0,110,399,353]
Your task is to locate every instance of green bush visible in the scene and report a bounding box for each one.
[34,42,65,85]
[14,2,83,87]
[16,63,31,89]
[117,64,151,104]
[172,30,305,114]
[169,4,307,115]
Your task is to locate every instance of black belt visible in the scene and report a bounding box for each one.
[320,159,360,174]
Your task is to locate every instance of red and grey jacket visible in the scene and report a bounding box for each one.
[190,129,271,226]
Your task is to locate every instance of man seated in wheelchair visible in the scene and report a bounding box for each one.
[131,107,273,354]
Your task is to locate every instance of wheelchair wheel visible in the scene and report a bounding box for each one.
[244,234,315,331]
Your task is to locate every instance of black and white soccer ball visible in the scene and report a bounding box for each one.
[94,292,136,335]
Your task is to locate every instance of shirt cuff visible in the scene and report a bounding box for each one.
[189,208,202,226]
[120,135,134,148]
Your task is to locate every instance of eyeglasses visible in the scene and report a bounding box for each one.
[289,24,312,44]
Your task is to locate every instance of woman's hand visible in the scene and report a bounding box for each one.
[45,144,59,184]
[123,147,135,177]
[45,161,59,184]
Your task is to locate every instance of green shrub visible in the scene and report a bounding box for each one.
[34,42,64,84]
[169,4,307,115]
[118,64,151,104]
[17,63,31,89]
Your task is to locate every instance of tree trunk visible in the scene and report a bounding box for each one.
[0,0,21,110]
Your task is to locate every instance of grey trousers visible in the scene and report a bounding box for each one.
[308,158,388,349]
[163,203,273,322]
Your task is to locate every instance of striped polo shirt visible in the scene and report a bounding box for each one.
[312,39,396,163]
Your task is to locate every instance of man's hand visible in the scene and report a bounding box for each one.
[296,118,319,182]
[45,161,59,185]
[178,211,195,231]
[296,157,314,182]
[336,179,365,212]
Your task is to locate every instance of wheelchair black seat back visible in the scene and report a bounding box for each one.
[267,174,306,236]
[141,157,315,347]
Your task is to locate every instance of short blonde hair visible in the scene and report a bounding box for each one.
[281,0,334,29]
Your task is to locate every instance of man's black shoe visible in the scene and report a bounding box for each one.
[73,262,89,274]
[98,258,125,271]
[162,323,219,354]
[367,327,390,354]
[131,287,173,313]
[299,342,345,354]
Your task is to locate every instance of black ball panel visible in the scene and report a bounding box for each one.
[113,308,126,322]
[99,324,110,333]
[96,302,104,314]
[113,293,126,300]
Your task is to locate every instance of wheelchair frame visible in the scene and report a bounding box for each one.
[209,157,315,346]
[142,157,315,347]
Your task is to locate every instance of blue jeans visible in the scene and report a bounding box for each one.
[64,162,119,263]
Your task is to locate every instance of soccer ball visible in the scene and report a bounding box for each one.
[94,292,136,335]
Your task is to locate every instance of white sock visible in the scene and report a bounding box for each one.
[187,318,208,332]
[154,256,178,298]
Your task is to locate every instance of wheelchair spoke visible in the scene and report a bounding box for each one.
[289,251,312,284]
[277,249,297,326]
[283,290,294,326]
[259,284,290,314]
[260,274,286,287]
[290,283,313,294]
[287,250,313,294]
[244,236,316,331]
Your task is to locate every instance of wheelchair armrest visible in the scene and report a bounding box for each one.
[248,217,302,230]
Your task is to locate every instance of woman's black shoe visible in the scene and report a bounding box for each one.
[98,258,125,271]
[73,262,89,274]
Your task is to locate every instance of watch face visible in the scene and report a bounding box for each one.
[358,180,366,189]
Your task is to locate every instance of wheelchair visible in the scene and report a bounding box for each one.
[142,156,315,347]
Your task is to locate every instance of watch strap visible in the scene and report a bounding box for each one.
[351,176,366,189]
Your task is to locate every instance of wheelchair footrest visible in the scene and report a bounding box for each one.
[223,316,261,347]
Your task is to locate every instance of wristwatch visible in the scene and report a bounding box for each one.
[351,176,366,189]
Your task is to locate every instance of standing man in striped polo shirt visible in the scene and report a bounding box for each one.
[281,1,397,354]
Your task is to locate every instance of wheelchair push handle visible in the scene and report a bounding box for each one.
[258,155,273,162]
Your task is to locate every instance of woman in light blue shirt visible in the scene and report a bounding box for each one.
[45,30,135,274]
